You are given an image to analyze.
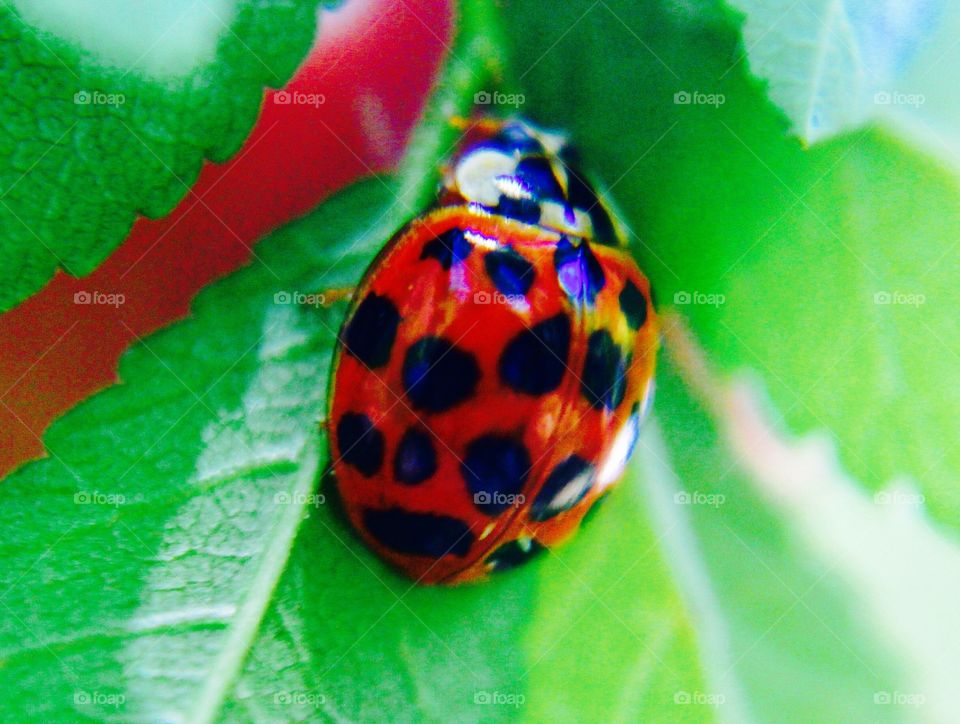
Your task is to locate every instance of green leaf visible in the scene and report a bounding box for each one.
[222,447,706,723]
[503,0,960,717]
[0,0,323,312]
[723,0,938,143]
[0,180,360,722]
[887,4,960,157]
[645,359,960,721]
[503,0,960,533]
[6,0,958,719]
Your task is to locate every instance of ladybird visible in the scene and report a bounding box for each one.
[327,117,657,584]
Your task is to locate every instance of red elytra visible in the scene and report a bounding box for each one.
[327,118,658,584]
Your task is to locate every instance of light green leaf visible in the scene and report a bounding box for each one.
[645,356,960,721]
[503,0,960,535]
[222,443,706,723]
[0,0,324,312]
[723,0,938,142]
[504,0,960,717]
[0,180,369,723]
[887,4,960,162]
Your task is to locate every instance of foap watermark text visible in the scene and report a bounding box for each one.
[874,90,925,107]
[474,90,525,108]
[674,90,725,107]
[674,491,725,508]
[274,691,326,707]
[674,290,725,307]
[474,690,525,708]
[74,291,125,307]
[873,291,925,307]
[273,90,326,107]
[274,290,326,307]
[474,291,525,306]
[74,90,125,106]
[274,491,326,508]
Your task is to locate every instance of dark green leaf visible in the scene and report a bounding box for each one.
[0,0,323,311]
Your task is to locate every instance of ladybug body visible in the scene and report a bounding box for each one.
[328,118,657,584]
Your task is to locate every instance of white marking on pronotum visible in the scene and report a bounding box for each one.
[454,149,518,207]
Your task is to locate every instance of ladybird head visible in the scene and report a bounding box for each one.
[440,117,626,247]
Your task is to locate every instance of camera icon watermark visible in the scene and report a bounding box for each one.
[873,690,925,707]
[873,490,925,507]
[73,90,126,107]
[474,291,525,306]
[474,90,525,108]
[74,691,126,708]
[273,491,326,508]
[73,290,125,307]
[274,290,326,307]
[473,690,525,707]
[674,491,725,508]
[273,90,326,108]
[273,691,326,707]
[673,90,725,107]
[873,290,925,307]
[673,290,725,307]
[873,90,925,108]
[673,690,725,706]
[473,491,525,507]
[74,491,127,507]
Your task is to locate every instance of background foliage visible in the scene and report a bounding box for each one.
[1,0,958,721]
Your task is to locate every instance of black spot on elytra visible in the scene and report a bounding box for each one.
[619,280,648,330]
[529,455,595,522]
[567,170,617,246]
[336,413,385,477]
[461,434,531,515]
[420,227,473,270]
[554,237,606,305]
[485,538,546,572]
[363,508,474,558]
[393,427,437,485]
[484,247,535,297]
[402,336,480,412]
[498,314,571,395]
[581,330,627,410]
[341,293,401,369]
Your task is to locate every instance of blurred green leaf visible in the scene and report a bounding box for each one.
[502,0,960,534]
[0,0,323,312]
[4,0,960,720]
[724,0,939,142]
[645,360,960,721]
[888,4,960,159]
[503,0,960,718]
